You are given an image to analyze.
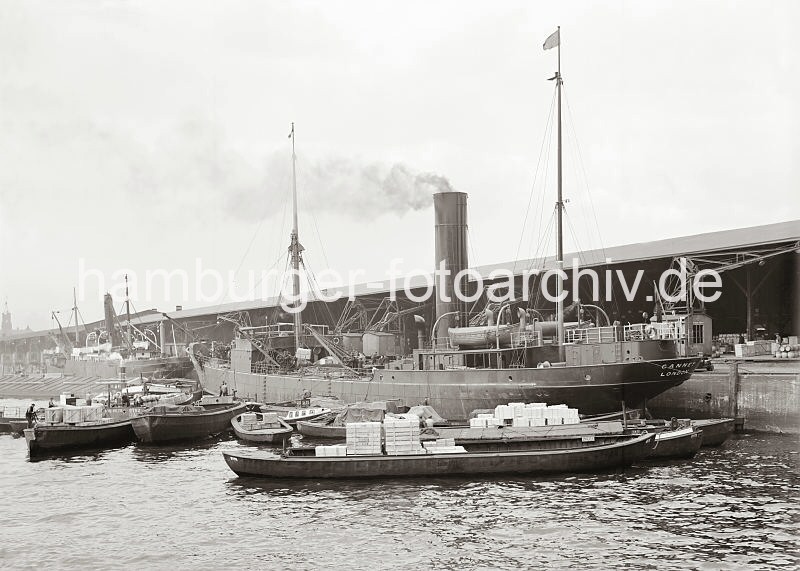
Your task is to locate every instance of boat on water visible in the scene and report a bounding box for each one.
[191,38,699,421]
[692,418,735,447]
[45,291,193,380]
[231,411,293,444]
[296,401,390,438]
[130,396,245,444]
[296,416,345,439]
[222,432,656,479]
[0,406,26,433]
[259,405,332,426]
[8,419,29,435]
[646,426,704,460]
[24,419,135,457]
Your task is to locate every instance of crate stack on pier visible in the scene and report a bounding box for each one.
[774,336,799,359]
[469,402,580,428]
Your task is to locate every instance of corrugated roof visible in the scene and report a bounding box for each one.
[4,220,799,338]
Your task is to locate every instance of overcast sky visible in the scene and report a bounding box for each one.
[1,0,798,331]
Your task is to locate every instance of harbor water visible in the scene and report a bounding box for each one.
[0,399,798,570]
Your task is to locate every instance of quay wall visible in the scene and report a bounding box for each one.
[649,360,800,434]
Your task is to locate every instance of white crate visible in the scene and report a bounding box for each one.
[63,407,84,424]
[45,408,63,423]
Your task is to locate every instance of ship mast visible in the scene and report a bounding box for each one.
[545,26,565,361]
[72,287,79,344]
[125,273,132,349]
[288,122,303,350]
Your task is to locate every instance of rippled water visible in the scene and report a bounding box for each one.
[1,398,797,570]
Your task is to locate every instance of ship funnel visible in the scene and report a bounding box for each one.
[103,293,118,347]
[414,315,426,349]
[517,307,527,330]
[434,191,469,343]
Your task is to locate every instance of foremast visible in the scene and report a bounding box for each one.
[545,26,565,361]
[288,123,304,350]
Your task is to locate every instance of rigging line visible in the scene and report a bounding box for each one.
[563,207,588,272]
[513,88,558,275]
[211,215,268,313]
[466,226,479,272]
[563,88,617,313]
[525,204,556,274]
[308,209,331,271]
[525,209,556,309]
[563,86,607,259]
[535,107,555,253]
[301,258,337,327]
[240,248,291,305]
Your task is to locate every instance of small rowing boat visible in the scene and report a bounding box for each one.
[231,411,293,444]
[646,426,704,460]
[691,418,734,446]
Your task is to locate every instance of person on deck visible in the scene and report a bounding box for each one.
[48,397,56,408]
[220,381,229,396]
[25,403,36,428]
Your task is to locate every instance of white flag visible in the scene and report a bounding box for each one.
[543,29,560,51]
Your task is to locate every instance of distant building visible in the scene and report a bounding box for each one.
[1,301,11,336]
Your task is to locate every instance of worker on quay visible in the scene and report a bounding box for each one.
[25,403,36,428]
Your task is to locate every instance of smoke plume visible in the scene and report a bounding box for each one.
[122,120,452,222]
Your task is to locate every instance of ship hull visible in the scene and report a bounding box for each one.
[131,402,245,444]
[196,357,698,422]
[52,356,193,379]
[223,433,656,479]
[24,420,135,457]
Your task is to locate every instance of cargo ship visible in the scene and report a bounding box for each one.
[44,288,192,380]
[189,38,699,421]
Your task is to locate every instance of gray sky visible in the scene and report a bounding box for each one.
[1,0,798,330]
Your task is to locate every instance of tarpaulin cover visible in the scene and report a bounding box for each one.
[406,405,446,425]
[334,401,387,425]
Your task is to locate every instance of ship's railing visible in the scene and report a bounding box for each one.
[510,330,542,348]
[428,337,457,350]
[565,326,620,344]
[622,323,680,341]
[242,323,330,338]
[251,361,285,375]
[0,406,24,418]
[564,323,681,344]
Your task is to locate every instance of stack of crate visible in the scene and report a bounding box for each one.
[494,402,580,427]
[383,414,425,455]
[315,444,347,457]
[469,413,503,428]
[345,421,383,456]
[240,412,259,431]
[423,438,466,454]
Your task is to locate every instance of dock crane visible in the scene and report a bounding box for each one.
[51,311,73,354]
[216,314,282,369]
